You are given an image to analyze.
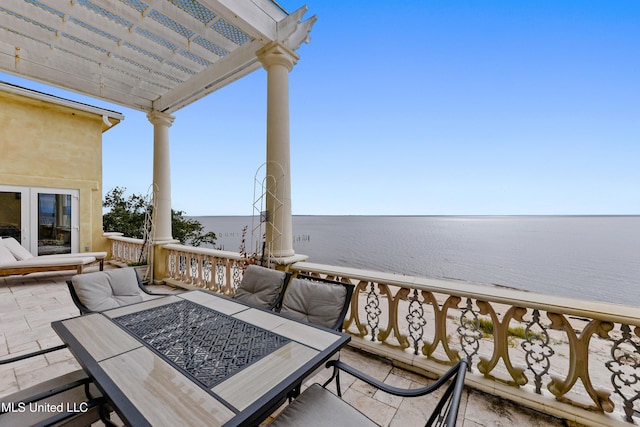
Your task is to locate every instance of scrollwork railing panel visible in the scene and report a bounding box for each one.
[290,261,640,426]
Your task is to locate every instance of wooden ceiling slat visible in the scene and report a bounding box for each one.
[153,39,263,112]
[51,0,221,64]
[0,33,172,108]
[1,22,188,93]
[0,0,313,112]
[0,49,153,110]
[124,0,241,54]
[200,0,282,42]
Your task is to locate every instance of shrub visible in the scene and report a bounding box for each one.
[477,318,535,340]
[103,187,216,247]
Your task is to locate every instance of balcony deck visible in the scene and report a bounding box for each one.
[0,267,567,426]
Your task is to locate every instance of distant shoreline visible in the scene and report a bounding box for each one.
[193,215,640,307]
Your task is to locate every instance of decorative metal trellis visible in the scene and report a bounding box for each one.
[251,161,285,267]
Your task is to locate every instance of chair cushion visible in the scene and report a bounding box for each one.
[71,268,142,312]
[1,237,34,260]
[0,242,17,265]
[233,265,286,309]
[270,384,377,427]
[280,278,347,329]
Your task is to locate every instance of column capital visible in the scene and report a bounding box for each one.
[257,41,299,72]
[147,110,175,127]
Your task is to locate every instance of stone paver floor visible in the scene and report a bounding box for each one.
[1,267,567,426]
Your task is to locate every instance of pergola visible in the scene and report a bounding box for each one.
[0,0,316,259]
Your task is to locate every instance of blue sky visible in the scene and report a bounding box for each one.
[2,1,639,215]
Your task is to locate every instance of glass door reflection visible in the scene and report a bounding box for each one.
[38,193,72,255]
[0,191,22,242]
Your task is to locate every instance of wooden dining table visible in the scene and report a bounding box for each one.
[52,289,351,426]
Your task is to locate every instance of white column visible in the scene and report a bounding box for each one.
[257,42,299,258]
[147,110,175,242]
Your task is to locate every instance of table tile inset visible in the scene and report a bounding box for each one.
[61,314,141,361]
[113,299,291,388]
[212,341,319,411]
[100,346,235,427]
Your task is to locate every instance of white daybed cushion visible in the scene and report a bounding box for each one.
[1,237,106,260]
[0,243,17,265]
[1,237,34,260]
[41,252,107,260]
[0,256,96,268]
[71,268,142,312]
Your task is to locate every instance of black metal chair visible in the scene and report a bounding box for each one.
[233,264,292,311]
[278,274,355,401]
[0,345,115,427]
[271,358,468,427]
[67,267,172,315]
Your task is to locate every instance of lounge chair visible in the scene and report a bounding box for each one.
[0,237,105,277]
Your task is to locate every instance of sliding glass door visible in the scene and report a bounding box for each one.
[0,187,25,243]
[0,185,79,256]
[37,193,73,255]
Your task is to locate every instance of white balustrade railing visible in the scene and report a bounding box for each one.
[162,244,247,295]
[107,234,146,265]
[290,261,640,427]
[146,242,639,427]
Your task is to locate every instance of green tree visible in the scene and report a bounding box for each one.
[171,210,217,247]
[103,187,216,246]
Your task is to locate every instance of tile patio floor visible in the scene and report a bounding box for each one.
[0,267,568,427]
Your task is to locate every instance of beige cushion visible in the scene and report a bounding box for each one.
[43,251,107,260]
[233,265,286,309]
[280,278,347,329]
[0,256,96,268]
[71,268,142,312]
[0,242,17,265]
[1,237,33,260]
[270,384,377,427]
[1,237,106,261]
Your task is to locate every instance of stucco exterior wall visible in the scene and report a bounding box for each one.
[0,88,119,254]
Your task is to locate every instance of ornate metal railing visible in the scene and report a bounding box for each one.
[162,244,247,295]
[290,262,639,427]
[153,244,638,426]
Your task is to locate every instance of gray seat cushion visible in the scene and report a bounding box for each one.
[280,278,347,329]
[71,268,142,312]
[270,384,377,427]
[233,265,286,309]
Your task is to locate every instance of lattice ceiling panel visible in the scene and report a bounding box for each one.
[0,0,313,113]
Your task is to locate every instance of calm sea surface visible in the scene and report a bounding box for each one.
[194,216,640,308]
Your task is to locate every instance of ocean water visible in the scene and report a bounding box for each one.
[194,215,640,307]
